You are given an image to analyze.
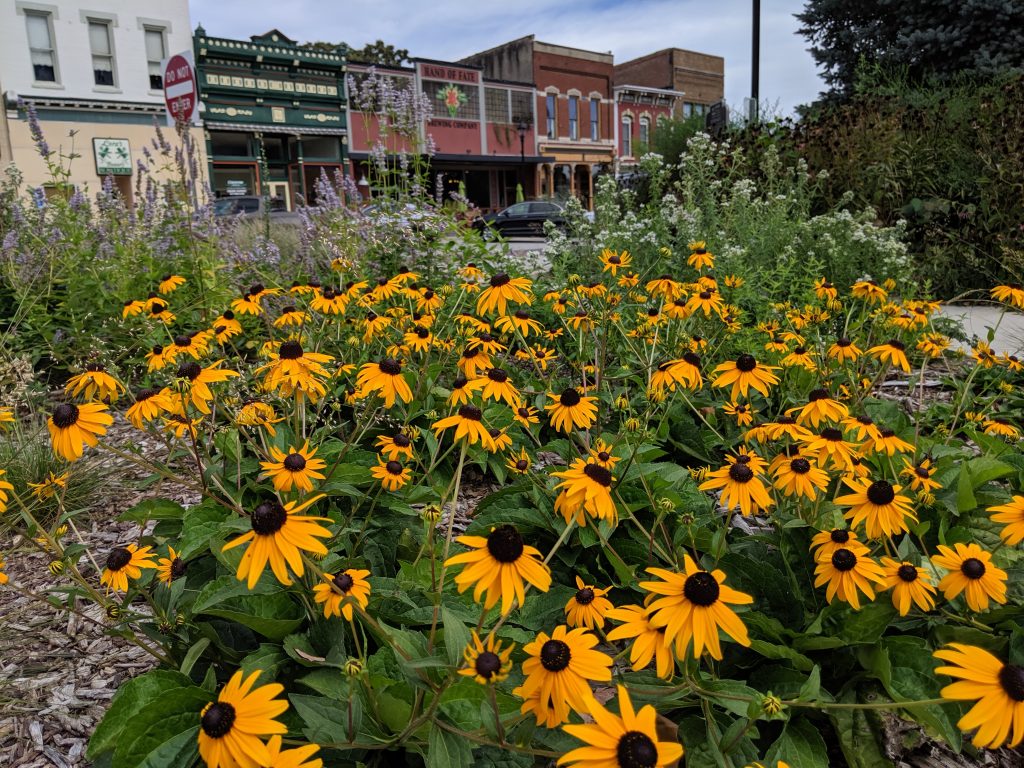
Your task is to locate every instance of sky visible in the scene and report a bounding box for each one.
[188,0,826,115]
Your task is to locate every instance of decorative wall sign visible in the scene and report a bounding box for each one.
[437,84,467,118]
[93,138,132,176]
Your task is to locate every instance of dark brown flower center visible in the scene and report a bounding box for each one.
[887,339,905,351]
[540,639,571,672]
[617,731,658,768]
[177,361,201,381]
[486,525,524,563]
[897,564,918,582]
[515,309,530,319]
[961,558,986,579]
[201,702,236,738]
[728,463,754,483]
[279,340,303,359]
[683,571,720,606]
[394,434,411,447]
[575,587,595,605]
[458,404,482,421]
[222,310,235,320]
[736,354,757,372]
[821,428,843,441]
[559,388,581,407]
[385,460,403,475]
[475,651,502,679]
[808,388,828,401]
[598,451,611,462]
[283,453,307,471]
[879,428,895,438]
[683,352,701,366]
[791,458,812,474]
[830,529,850,543]
[836,337,851,347]
[453,375,468,389]
[105,547,132,571]
[251,501,288,536]
[866,480,896,506]
[490,273,510,287]
[516,459,529,471]
[52,403,80,429]
[699,291,712,300]
[333,572,354,592]
[169,558,186,580]
[832,548,857,572]
[415,326,430,338]
[914,465,930,478]
[488,368,508,383]
[249,283,264,295]
[379,358,401,376]
[136,388,160,402]
[998,665,1024,702]
[583,463,612,487]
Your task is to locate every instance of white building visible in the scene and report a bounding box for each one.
[0,0,204,201]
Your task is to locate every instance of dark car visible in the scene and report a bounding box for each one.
[473,200,568,239]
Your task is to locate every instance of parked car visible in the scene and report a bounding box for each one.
[212,195,299,222]
[472,200,570,239]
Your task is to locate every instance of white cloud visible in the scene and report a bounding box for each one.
[189,0,825,114]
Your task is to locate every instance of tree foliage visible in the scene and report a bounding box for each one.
[796,0,1024,99]
[304,39,411,67]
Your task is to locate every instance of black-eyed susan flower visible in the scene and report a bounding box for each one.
[723,401,756,427]
[645,274,683,300]
[513,403,540,428]
[564,576,613,629]
[27,471,68,501]
[212,310,243,342]
[459,262,486,280]
[48,402,113,462]
[145,344,168,372]
[605,604,675,679]
[158,274,186,294]
[370,457,412,491]
[991,284,1024,309]
[236,400,283,436]
[933,543,1007,612]
[147,299,175,324]
[558,684,684,768]
[712,354,780,401]
[988,495,1024,545]
[506,447,532,475]
[260,443,327,494]
[781,346,817,371]
[685,289,724,317]
[933,643,1024,749]
[176,360,239,414]
[699,456,774,516]
[546,388,598,433]
[273,306,308,328]
[600,249,632,275]
[65,364,122,402]
[588,439,620,470]
[827,337,862,364]
[257,341,332,402]
[513,625,612,727]
[100,544,157,592]
[355,359,413,409]
[851,279,888,303]
[868,339,911,372]
[467,367,520,406]
[222,496,331,588]
[125,387,175,429]
[800,427,858,471]
[477,273,533,315]
[496,309,543,337]
[433,404,493,449]
[842,414,881,442]
[0,471,13,514]
[156,546,186,586]
[262,736,322,768]
[984,418,1021,439]
[662,354,703,391]
[312,569,371,620]
[835,477,916,539]
[309,286,347,315]
[810,528,867,559]
[460,631,515,685]
[868,427,915,456]
[900,458,941,494]
[376,431,415,462]
[880,558,936,615]
[791,389,848,427]
[642,556,752,660]
[772,455,830,501]
[552,458,617,526]
[814,277,837,301]
[457,347,492,379]
[445,524,551,615]
[167,332,212,362]
[197,668,288,768]
[403,325,433,353]
[122,298,145,318]
[162,412,202,440]
[813,546,886,610]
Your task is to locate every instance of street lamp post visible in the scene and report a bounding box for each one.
[515,119,529,162]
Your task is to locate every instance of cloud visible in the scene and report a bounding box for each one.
[189,0,824,114]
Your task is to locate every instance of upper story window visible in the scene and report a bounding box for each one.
[621,115,632,157]
[25,11,57,83]
[590,99,599,140]
[568,95,578,140]
[89,20,115,86]
[510,90,533,126]
[639,116,650,147]
[145,27,166,90]
[545,94,556,138]
[683,102,692,118]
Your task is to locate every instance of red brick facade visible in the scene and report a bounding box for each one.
[614,48,724,118]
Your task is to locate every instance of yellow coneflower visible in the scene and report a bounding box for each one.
[403,325,433,353]
[309,286,347,315]
[900,458,941,494]
[984,418,1021,439]
[459,631,514,685]
[445,524,551,615]
[0,554,8,585]
[781,346,816,371]
[772,454,830,501]
[513,403,540,428]
[477,273,533,315]
[197,668,288,768]
[222,496,331,588]
[48,402,112,462]
[687,243,714,271]
[312,569,371,620]
[867,339,911,372]
[546,388,599,433]
[158,274,186,294]
[0,470,13,515]
[162,412,202,440]
[433,404,494,449]
[156,546,186,586]
[712,354,780,401]
[354,359,413,409]
[813,546,886,610]
[236,400,284,436]
[724,274,744,288]
[212,310,243,343]
[842,414,881,442]
[645,274,683,300]
[447,375,472,407]
[457,347,492,379]
[260,443,327,494]
[642,556,752,660]
[835,477,916,539]
[827,337,862,363]
[988,495,1024,545]
[262,736,322,768]
[791,389,848,427]
[506,447,532,475]
[27,471,69,501]
[605,604,675,679]
[65,364,123,402]
[659,354,703,391]
[564,576,613,629]
[879,558,935,615]
[559,684,685,768]
[100,544,157,592]
[166,331,212,363]
[416,287,443,314]
[467,368,520,407]
[699,456,774,516]
[273,305,308,328]
[567,309,594,332]
[376,431,415,461]
[125,387,175,429]
[370,456,412,491]
[175,360,239,414]
[851,279,888,303]
[122,298,145,318]
[867,427,915,456]
[933,543,1007,612]
[801,427,858,471]
[145,344,168,372]
[810,528,867,559]
[531,345,557,370]
[933,643,1024,749]
[513,625,612,727]
[814,277,838,301]
[722,401,756,427]
[685,289,724,317]
[600,248,632,275]
[990,284,1024,309]
[552,458,617,526]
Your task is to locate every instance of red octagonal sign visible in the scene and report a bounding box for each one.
[163,53,197,123]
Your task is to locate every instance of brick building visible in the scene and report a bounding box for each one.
[461,36,616,210]
[613,84,682,168]
[614,48,724,119]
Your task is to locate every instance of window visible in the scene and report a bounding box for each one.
[145,27,166,90]
[89,20,115,86]
[510,91,533,125]
[422,80,479,120]
[639,117,650,147]
[683,102,692,118]
[621,115,632,157]
[485,87,510,123]
[590,99,599,140]
[25,11,57,83]
[568,95,578,140]
[546,94,556,138]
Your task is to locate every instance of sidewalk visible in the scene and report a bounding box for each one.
[936,304,1024,355]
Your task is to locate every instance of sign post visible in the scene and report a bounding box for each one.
[161,50,199,126]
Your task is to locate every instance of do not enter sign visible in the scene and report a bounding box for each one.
[162,51,198,125]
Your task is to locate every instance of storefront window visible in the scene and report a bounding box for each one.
[210,132,253,158]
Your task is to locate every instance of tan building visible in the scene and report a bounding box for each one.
[0,0,204,203]
[614,48,724,119]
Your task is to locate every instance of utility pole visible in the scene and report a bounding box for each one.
[750,0,760,122]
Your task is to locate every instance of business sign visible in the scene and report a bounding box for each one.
[225,179,248,196]
[162,50,199,126]
[92,138,132,175]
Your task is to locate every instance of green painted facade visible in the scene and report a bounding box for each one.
[193,27,348,208]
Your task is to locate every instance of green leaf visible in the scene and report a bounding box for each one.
[178,502,232,560]
[956,464,977,512]
[798,665,821,702]
[967,456,1014,487]
[136,726,199,768]
[290,693,350,744]
[198,590,304,640]
[179,638,210,677]
[701,679,761,717]
[113,687,211,768]
[428,723,473,768]
[838,602,895,644]
[88,670,196,759]
[765,716,830,768]
[118,498,185,524]
[829,688,890,768]
[442,605,472,668]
